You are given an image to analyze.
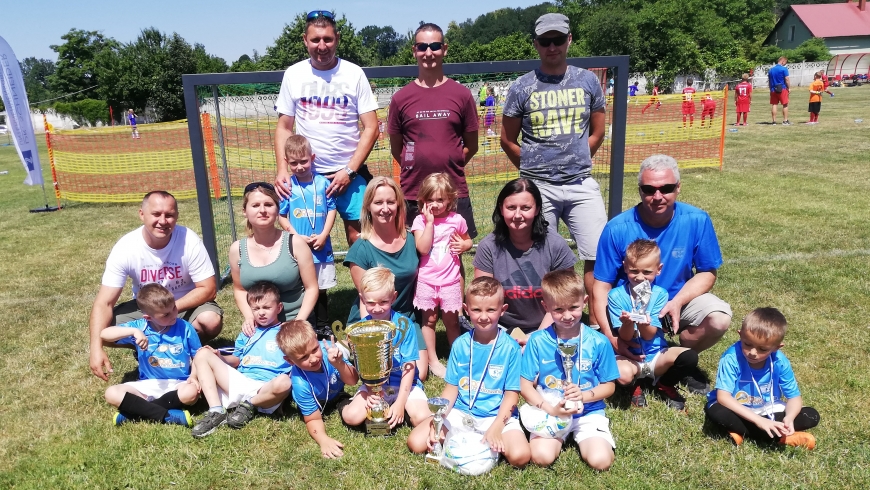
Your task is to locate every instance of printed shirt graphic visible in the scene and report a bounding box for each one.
[707,342,800,413]
[278,173,336,264]
[607,282,669,357]
[411,212,468,285]
[735,81,752,101]
[682,87,697,104]
[117,318,202,380]
[291,341,353,416]
[445,330,522,418]
[521,325,619,418]
[593,203,723,299]
[473,231,577,331]
[275,58,378,173]
[502,66,606,185]
[362,310,422,389]
[233,325,293,382]
[101,226,215,299]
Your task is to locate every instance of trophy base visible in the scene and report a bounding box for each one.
[628,313,650,323]
[365,420,393,437]
[425,452,442,464]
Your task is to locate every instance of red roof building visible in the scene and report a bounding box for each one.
[764,0,870,56]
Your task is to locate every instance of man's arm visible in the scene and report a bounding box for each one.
[174,277,217,313]
[659,270,717,332]
[500,116,522,168]
[784,75,790,91]
[325,111,379,197]
[389,133,403,166]
[587,109,606,157]
[274,114,296,198]
[89,285,124,380]
[462,131,479,164]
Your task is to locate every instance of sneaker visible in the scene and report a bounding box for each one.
[192,410,227,438]
[654,383,686,411]
[780,431,816,449]
[165,409,193,427]
[630,383,648,408]
[728,432,744,446]
[782,120,791,125]
[228,401,256,429]
[680,375,711,395]
[113,412,129,426]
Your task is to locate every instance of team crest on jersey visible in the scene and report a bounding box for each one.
[577,360,592,372]
[459,377,470,391]
[488,365,504,380]
[671,247,686,259]
[265,340,279,353]
[293,209,313,219]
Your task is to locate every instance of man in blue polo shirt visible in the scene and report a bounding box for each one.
[591,154,732,393]
[767,57,791,125]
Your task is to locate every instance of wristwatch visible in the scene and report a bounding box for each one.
[343,166,357,179]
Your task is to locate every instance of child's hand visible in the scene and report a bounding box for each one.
[755,417,787,438]
[319,436,345,459]
[448,232,468,255]
[421,202,435,222]
[325,336,342,365]
[619,311,634,327]
[311,233,328,251]
[387,398,405,428]
[427,420,445,451]
[241,317,256,337]
[133,330,149,350]
[186,377,201,393]
[482,425,505,453]
[781,416,796,436]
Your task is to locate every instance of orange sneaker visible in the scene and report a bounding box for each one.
[780,432,816,449]
[728,432,744,446]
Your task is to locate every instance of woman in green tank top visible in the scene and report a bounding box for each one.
[228,183,319,334]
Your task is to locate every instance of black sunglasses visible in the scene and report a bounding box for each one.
[414,42,444,52]
[639,183,678,195]
[536,35,568,47]
[244,182,275,193]
[306,10,335,21]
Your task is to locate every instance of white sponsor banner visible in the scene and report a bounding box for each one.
[0,35,44,186]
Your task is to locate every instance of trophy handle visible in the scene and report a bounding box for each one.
[394,316,410,348]
[332,320,350,350]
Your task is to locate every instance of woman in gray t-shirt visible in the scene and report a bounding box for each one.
[473,178,577,342]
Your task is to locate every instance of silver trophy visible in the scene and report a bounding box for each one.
[557,342,578,411]
[425,397,450,464]
[629,279,653,323]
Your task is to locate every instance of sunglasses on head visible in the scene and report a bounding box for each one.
[244,182,275,193]
[306,10,335,21]
[536,35,568,47]
[415,42,444,52]
[639,183,678,195]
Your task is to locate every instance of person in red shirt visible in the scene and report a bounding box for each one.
[681,79,697,128]
[642,83,661,114]
[734,74,753,126]
[700,93,717,128]
[818,71,834,97]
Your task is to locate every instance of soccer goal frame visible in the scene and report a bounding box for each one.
[182,56,630,277]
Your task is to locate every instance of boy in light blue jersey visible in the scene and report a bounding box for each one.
[521,270,619,470]
[191,282,293,438]
[278,135,337,338]
[705,307,819,448]
[608,239,699,410]
[407,277,531,470]
[342,267,430,429]
[100,283,201,426]
[279,319,359,459]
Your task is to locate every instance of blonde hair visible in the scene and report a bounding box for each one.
[284,134,312,160]
[136,283,176,315]
[416,173,458,212]
[624,239,661,265]
[741,73,749,81]
[360,176,407,240]
[359,266,395,294]
[741,307,787,343]
[276,320,317,358]
[465,276,504,304]
[541,269,585,305]
[242,184,280,237]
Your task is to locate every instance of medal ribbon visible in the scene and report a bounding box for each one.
[468,329,500,414]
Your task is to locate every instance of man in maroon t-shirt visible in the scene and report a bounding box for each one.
[388,23,479,235]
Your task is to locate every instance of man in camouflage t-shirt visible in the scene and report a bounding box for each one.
[500,12,607,328]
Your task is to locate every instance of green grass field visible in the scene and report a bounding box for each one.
[1,86,869,489]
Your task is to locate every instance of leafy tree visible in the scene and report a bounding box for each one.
[359,25,406,65]
[193,43,228,74]
[47,29,117,101]
[21,57,57,106]
[54,98,108,126]
[446,3,556,45]
[259,12,373,70]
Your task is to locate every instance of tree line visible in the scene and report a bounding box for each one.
[16,1,832,124]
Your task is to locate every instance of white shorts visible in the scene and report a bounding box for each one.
[354,384,428,406]
[530,411,616,448]
[215,363,284,414]
[124,378,186,401]
[315,262,337,289]
[444,408,522,435]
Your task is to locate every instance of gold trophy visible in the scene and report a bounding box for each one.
[425,397,450,464]
[333,317,408,436]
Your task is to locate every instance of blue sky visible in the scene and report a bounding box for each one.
[3,0,545,63]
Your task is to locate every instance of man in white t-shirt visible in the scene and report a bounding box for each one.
[274,10,379,247]
[88,191,223,381]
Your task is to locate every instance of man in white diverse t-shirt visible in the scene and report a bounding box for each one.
[274,10,379,247]
[88,191,222,381]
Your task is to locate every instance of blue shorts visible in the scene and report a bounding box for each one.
[333,174,366,221]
